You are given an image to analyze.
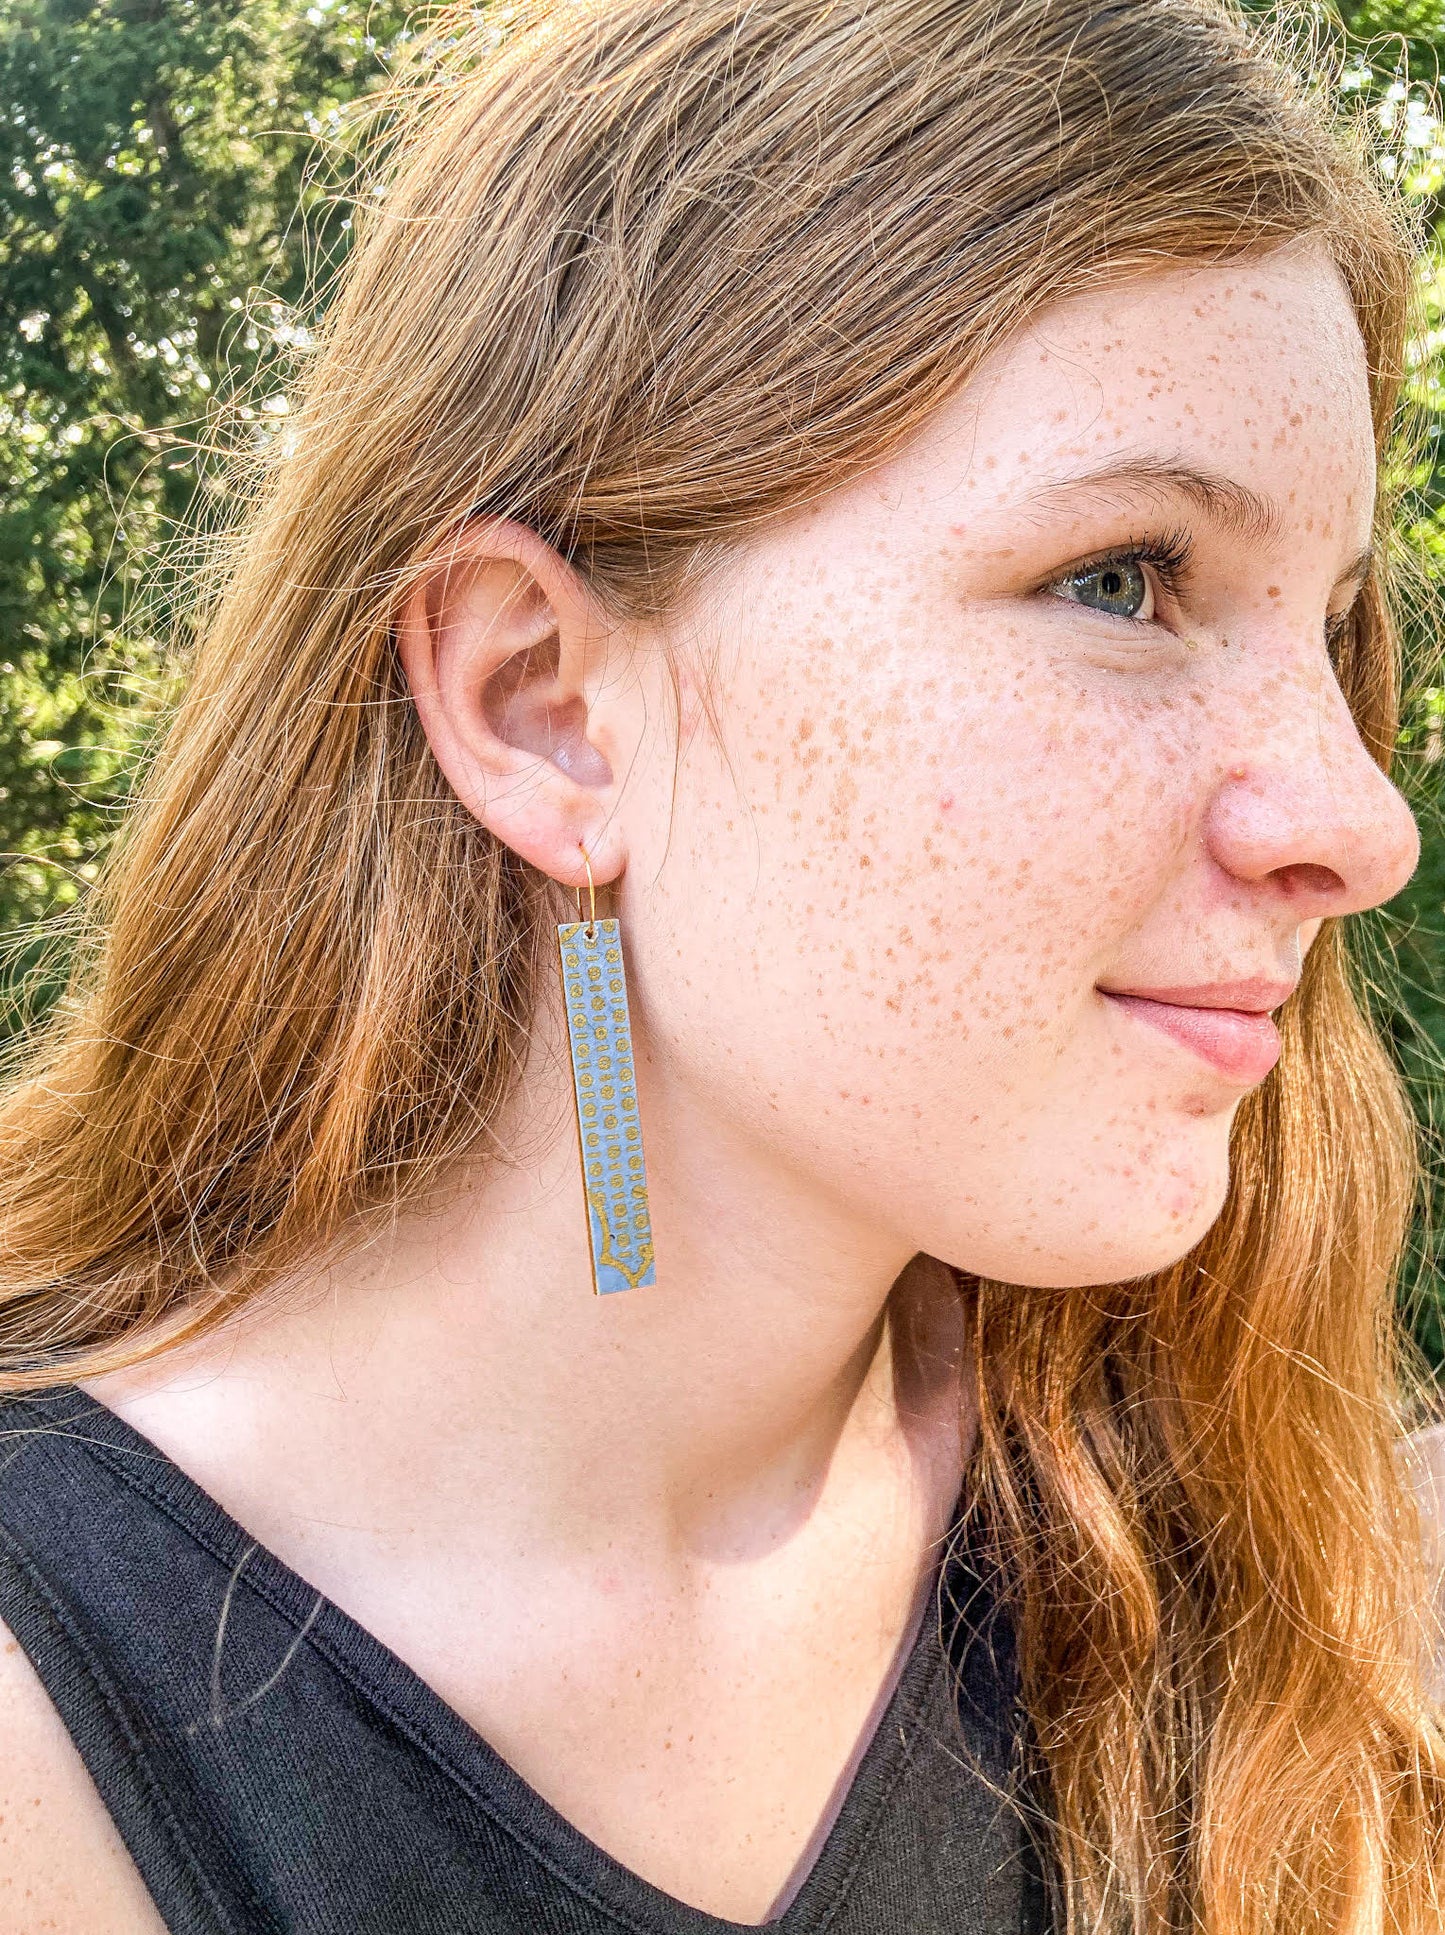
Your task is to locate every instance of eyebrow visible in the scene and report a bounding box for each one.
[1024,455,1374,591]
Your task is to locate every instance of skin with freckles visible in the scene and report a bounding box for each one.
[570,234,1418,1289]
[31,238,1418,1929]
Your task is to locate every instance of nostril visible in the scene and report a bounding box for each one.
[1273,861,1346,902]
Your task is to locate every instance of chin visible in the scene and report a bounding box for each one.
[1067,1186,1230,1288]
[940,1161,1231,1291]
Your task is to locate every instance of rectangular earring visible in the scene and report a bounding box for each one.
[557,849,657,1295]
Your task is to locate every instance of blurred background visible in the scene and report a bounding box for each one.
[0,0,1441,1360]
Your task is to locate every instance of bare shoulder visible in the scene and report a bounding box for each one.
[1399,1423,1445,1704]
[1400,1421,1445,1552]
[0,1614,167,1934]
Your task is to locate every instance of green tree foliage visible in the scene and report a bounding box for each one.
[0,0,1444,1354]
[1312,2,1445,1361]
[0,0,404,1002]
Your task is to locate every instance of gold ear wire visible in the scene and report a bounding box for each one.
[575,842,597,935]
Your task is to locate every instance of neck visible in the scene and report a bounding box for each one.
[81,1020,973,1570]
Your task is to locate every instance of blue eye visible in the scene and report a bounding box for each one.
[1058,559,1150,620]
[1046,529,1193,625]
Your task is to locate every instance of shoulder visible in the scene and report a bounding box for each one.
[1399,1424,1445,1703]
[1399,1422,1445,1554]
[0,1613,167,1933]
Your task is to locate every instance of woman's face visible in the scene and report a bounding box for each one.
[612,239,1420,1289]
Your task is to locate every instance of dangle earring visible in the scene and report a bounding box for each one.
[556,843,658,1294]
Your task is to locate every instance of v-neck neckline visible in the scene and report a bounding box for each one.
[26,1383,970,1935]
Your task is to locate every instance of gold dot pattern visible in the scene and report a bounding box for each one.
[557,918,657,1294]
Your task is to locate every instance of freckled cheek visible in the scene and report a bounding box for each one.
[716,633,1197,943]
[915,697,1201,937]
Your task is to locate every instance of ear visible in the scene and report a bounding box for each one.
[395,517,630,892]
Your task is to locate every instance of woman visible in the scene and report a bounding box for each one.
[0,0,1441,1927]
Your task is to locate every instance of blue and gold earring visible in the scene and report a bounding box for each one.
[557,844,658,1294]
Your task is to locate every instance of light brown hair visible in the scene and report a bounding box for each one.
[1,0,1442,1925]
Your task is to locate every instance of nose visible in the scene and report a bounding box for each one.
[1204,662,1420,922]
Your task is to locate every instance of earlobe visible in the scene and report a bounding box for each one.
[394,518,626,892]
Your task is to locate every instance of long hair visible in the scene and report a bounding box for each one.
[0,0,1441,1925]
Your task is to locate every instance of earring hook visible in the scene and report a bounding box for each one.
[575,842,597,935]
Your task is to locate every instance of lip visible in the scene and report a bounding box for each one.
[1098,979,1294,1086]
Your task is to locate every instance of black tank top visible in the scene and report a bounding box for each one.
[0,1384,1052,1934]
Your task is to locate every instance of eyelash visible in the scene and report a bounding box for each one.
[1052,527,1196,626]
[1046,530,1366,670]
